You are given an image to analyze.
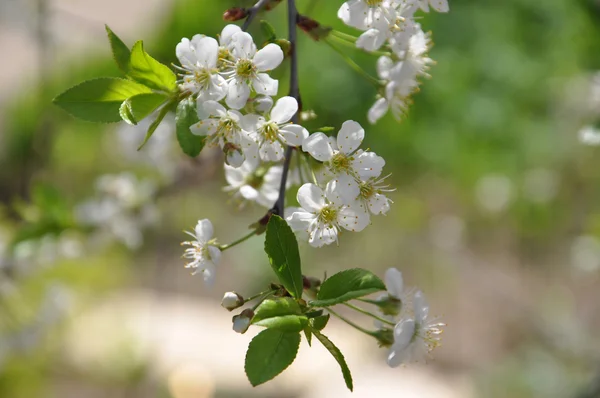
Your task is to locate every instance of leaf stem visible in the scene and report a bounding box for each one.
[219,229,258,251]
[328,308,377,337]
[330,30,357,43]
[324,39,382,87]
[342,302,395,326]
[328,34,392,57]
[242,0,271,31]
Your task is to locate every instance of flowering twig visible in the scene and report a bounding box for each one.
[241,0,272,31]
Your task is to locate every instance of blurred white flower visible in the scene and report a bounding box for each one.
[570,235,600,273]
[578,125,600,146]
[224,158,281,208]
[475,174,514,213]
[221,292,244,311]
[523,168,559,204]
[181,219,221,286]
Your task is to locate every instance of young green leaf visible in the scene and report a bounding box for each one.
[138,100,174,150]
[245,329,301,387]
[119,93,168,125]
[312,330,353,392]
[260,20,277,42]
[53,78,152,123]
[264,215,304,299]
[304,328,312,346]
[128,41,177,92]
[252,298,307,332]
[310,268,385,307]
[105,25,130,73]
[175,97,205,157]
[310,314,330,331]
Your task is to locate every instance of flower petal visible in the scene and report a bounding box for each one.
[279,124,308,146]
[197,100,226,119]
[309,224,337,247]
[226,80,251,109]
[224,164,246,187]
[192,36,219,67]
[368,193,391,215]
[286,210,316,232]
[413,290,429,324]
[239,185,259,200]
[270,96,298,124]
[356,28,386,52]
[384,268,404,299]
[352,150,385,180]
[338,204,369,232]
[241,114,264,134]
[302,132,334,162]
[253,73,279,96]
[377,56,394,80]
[368,97,389,125]
[220,24,242,47]
[326,173,360,205]
[190,118,219,136]
[231,31,256,59]
[393,318,416,348]
[337,120,364,155]
[176,37,196,68]
[195,219,214,242]
[259,140,284,161]
[253,43,284,71]
[297,183,325,213]
[207,245,222,267]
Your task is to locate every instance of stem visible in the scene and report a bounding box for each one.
[219,230,257,251]
[343,302,396,326]
[330,29,358,43]
[328,308,377,337]
[271,0,300,216]
[324,39,382,87]
[245,289,276,304]
[329,34,392,57]
[242,0,271,31]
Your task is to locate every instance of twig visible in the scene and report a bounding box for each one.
[242,0,271,31]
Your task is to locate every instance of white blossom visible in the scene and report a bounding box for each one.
[338,0,404,31]
[416,0,449,13]
[286,183,369,247]
[243,96,309,161]
[176,35,227,102]
[579,125,600,146]
[302,121,385,204]
[216,24,242,68]
[181,219,222,286]
[221,292,244,311]
[387,291,445,367]
[355,2,418,52]
[221,32,284,109]
[224,157,282,208]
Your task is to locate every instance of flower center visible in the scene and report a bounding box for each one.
[366,0,383,6]
[329,152,353,174]
[246,167,267,189]
[216,116,240,140]
[193,68,213,89]
[218,47,234,69]
[359,181,375,199]
[318,205,338,225]
[235,58,257,80]
[259,121,280,142]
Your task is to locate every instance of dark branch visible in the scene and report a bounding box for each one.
[241,0,271,31]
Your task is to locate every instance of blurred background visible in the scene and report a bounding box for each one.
[1,0,600,397]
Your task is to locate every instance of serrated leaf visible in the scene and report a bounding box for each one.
[120,93,167,125]
[252,297,307,332]
[304,328,312,346]
[53,78,152,123]
[175,98,205,157]
[254,315,308,332]
[245,329,301,387]
[138,100,173,150]
[310,268,385,307]
[128,41,177,92]
[310,314,330,331]
[105,25,130,73]
[264,215,304,299]
[312,330,353,392]
[260,20,277,42]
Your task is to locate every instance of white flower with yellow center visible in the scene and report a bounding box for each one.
[175,35,227,102]
[389,27,434,82]
[181,219,222,286]
[216,24,242,69]
[338,0,403,31]
[387,291,445,367]
[302,121,385,205]
[221,32,284,109]
[224,157,282,208]
[243,96,309,161]
[355,2,418,52]
[416,0,449,13]
[286,183,369,247]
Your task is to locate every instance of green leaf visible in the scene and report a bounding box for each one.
[120,93,168,125]
[310,268,385,307]
[175,97,205,157]
[312,330,353,392]
[105,25,130,73]
[264,215,304,299]
[304,328,312,346]
[128,41,177,92]
[318,126,335,133]
[260,20,277,42]
[252,298,307,332]
[310,314,330,331]
[245,329,301,387]
[138,99,174,150]
[53,78,152,123]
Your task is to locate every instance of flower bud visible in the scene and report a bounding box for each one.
[221,291,244,311]
[223,143,244,167]
[232,309,254,334]
[253,95,274,114]
[274,39,292,57]
[372,328,394,348]
[374,295,402,317]
[223,7,247,22]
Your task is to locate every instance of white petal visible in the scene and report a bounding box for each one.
[413,290,429,324]
[224,164,246,187]
[193,36,219,67]
[337,120,365,155]
[393,318,416,349]
[270,96,298,124]
[253,43,284,71]
[368,193,391,215]
[226,149,245,167]
[326,173,360,205]
[286,210,316,232]
[259,140,284,161]
[368,98,389,124]
[297,183,325,213]
[279,124,308,146]
[241,114,264,134]
[309,224,337,247]
[384,268,404,298]
[201,263,217,286]
[338,205,369,232]
[195,219,214,242]
[207,245,222,267]
[302,132,334,162]
[356,29,386,52]
[198,100,227,119]
[176,38,196,68]
[226,80,251,109]
[190,119,218,136]
[253,73,279,96]
[203,74,228,102]
[352,151,385,179]
[377,56,394,80]
[231,32,257,59]
[253,95,274,114]
[431,0,449,12]
[220,24,242,47]
[239,185,259,200]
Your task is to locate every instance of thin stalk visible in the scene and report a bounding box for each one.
[343,302,395,326]
[242,0,271,31]
[324,39,382,87]
[328,34,392,57]
[328,308,377,337]
[244,289,276,303]
[219,230,257,251]
[330,29,358,43]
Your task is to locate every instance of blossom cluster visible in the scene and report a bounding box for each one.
[338,0,449,123]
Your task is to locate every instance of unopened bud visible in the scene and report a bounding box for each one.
[221,291,244,311]
[223,7,248,22]
[223,143,244,167]
[372,328,394,348]
[254,95,274,114]
[232,308,254,334]
[274,39,292,57]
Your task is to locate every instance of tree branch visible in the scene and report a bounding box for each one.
[242,0,271,31]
